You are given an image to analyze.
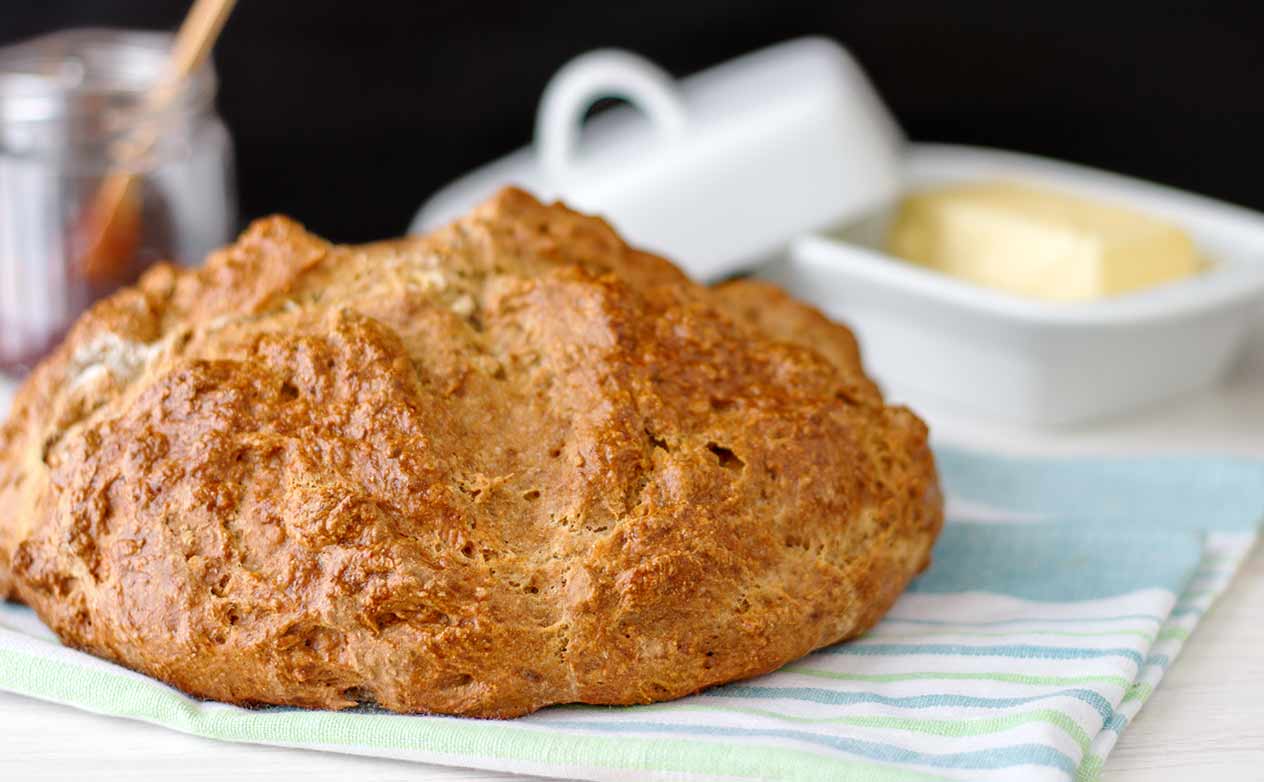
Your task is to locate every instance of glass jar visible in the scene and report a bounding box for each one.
[0,28,236,376]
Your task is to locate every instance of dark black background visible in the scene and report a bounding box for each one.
[5,1,1263,242]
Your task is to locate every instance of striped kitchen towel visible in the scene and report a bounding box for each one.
[1,447,1261,782]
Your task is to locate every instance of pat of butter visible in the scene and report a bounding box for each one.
[886,181,1201,300]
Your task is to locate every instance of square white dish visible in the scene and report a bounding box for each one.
[763,143,1264,426]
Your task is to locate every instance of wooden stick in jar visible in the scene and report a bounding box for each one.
[77,0,237,285]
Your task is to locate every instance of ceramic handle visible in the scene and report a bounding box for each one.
[535,49,687,186]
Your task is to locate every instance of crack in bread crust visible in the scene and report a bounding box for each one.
[0,188,942,717]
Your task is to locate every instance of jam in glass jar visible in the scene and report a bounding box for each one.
[0,28,236,376]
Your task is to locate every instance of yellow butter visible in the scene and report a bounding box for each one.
[886,181,1200,301]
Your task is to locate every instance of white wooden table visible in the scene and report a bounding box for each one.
[2,322,1262,781]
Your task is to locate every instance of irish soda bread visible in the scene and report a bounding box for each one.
[0,188,942,717]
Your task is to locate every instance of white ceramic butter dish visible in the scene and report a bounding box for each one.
[412,37,903,282]
[767,143,1264,425]
[412,38,1264,426]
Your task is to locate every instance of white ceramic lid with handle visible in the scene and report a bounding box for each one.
[411,37,904,281]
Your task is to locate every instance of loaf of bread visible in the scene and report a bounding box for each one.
[0,188,942,717]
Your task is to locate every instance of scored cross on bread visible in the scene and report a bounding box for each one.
[0,188,941,717]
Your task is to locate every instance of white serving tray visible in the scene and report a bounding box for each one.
[768,143,1264,425]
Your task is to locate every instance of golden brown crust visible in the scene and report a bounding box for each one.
[0,188,942,717]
